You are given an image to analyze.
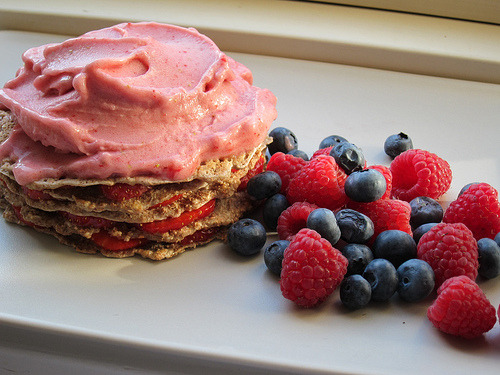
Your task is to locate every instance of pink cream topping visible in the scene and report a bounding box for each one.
[0,22,277,185]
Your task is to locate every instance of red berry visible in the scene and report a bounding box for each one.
[280,228,348,307]
[287,155,348,211]
[443,182,500,240]
[91,231,148,251]
[390,149,452,202]
[311,147,333,159]
[427,275,497,339]
[266,152,307,194]
[277,201,318,241]
[349,199,412,242]
[100,183,151,201]
[417,222,478,287]
[366,165,392,200]
[60,211,115,229]
[140,199,216,234]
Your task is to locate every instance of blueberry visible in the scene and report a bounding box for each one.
[458,182,480,197]
[413,223,439,244]
[384,132,413,158]
[340,274,372,310]
[329,142,365,174]
[264,240,289,276]
[335,209,374,244]
[262,193,289,231]
[246,171,282,200]
[306,208,341,246]
[363,258,398,302]
[409,196,443,228]
[341,243,374,276]
[287,149,309,161]
[227,218,267,256]
[396,259,435,302]
[344,169,387,202]
[495,232,500,247]
[268,127,298,155]
[319,135,348,150]
[477,238,500,279]
[372,230,417,268]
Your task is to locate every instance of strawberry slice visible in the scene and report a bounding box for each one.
[12,205,38,227]
[91,231,148,251]
[139,199,216,234]
[22,186,52,200]
[149,194,183,209]
[178,226,221,246]
[100,183,151,201]
[235,156,265,191]
[60,211,115,229]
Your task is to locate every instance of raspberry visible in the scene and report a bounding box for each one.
[417,222,478,287]
[443,182,500,240]
[366,165,392,200]
[311,147,333,159]
[286,155,348,211]
[390,149,452,202]
[280,228,348,307]
[277,201,318,241]
[266,152,307,193]
[427,275,497,339]
[349,199,412,242]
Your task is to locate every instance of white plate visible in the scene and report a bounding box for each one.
[0,29,499,375]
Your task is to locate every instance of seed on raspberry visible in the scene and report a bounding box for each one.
[390,149,452,202]
[280,228,348,307]
[427,275,497,339]
[277,201,319,241]
[417,222,478,287]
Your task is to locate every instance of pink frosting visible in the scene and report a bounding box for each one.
[0,22,277,185]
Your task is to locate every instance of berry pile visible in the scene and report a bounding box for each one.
[226,129,500,340]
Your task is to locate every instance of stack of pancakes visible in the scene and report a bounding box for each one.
[0,110,268,260]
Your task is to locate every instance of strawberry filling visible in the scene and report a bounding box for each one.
[139,199,216,234]
[60,211,115,229]
[235,155,265,191]
[178,226,221,246]
[91,231,149,251]
[22,186,53,200]
[100,183,151,201]
[149,193,183,209]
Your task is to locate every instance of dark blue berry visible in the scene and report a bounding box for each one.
[227,218,267,256]
[268,127,298,155]
[409,196,443,229]
[363,258,398,302]
[340,274,372,310]
[287,149,309,161]
[372,230,417,268]
[341,243,374,276]
[262,193,289,231]
[458,182,481,197]
[329,142,365,174]
[384,132,413,158]
[344,169,387,202]
[306,208,341,246]
[495,232,500,247]
[396,259,435,302]
[319,135,348,150]
[335,209,374,244]
[413,223,439,244]
[264,240,289,276]
[477,238,500,279]
[246,171,281,200]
